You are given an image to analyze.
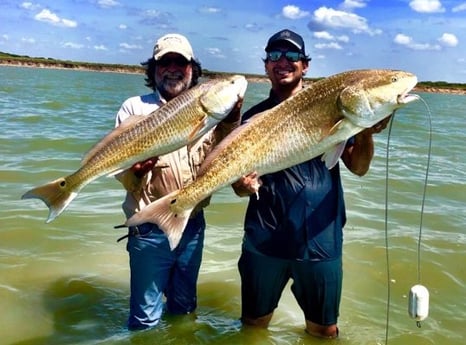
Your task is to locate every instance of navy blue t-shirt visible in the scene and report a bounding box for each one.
[242,90,346,261]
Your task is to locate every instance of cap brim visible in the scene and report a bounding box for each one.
[154,48,192,61]
[266,39,302,52]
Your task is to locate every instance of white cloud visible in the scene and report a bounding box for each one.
[119,43,143,50]
[119,24,127,29]
[394,33,412,45]
[21,37,36,43]
[62,42,84,49]
[313,31,349,43]
[341,0,367,10]
[97,0,120,8]
[61,18,77,27]
[34,9,77,28]
[2,34,9,40]
[21,2,40,10]
[244,23,262,32]
[394,33,441,50]
[309,6,381,35]
[199,7,222,14]
[438,33,458,47]
[140,9,174,26]
[452,3,466,12]
[94,45,108,51]
[282,5,310,19]
[314,42,343,50]
[314,31,334,40]
[206,47,226,58]
[409,0,445,13]
[337,35,350,43]
[394,32,457,50]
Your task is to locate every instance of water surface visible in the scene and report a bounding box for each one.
[1,66,464,345]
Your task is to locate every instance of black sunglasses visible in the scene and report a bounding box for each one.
[267,51,305,62]
[158,56,190,67]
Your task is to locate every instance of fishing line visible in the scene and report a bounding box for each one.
[383,114,395,345]
[382,97,433,345]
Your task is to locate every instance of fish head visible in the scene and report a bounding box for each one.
[338,70,419,128]
[200,75,248,121]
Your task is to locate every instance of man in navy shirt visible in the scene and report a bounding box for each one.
[232,29,390,338]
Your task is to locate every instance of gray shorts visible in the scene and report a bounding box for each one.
[238,249,342,325]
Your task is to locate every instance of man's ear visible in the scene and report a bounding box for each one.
[302,61,310,76]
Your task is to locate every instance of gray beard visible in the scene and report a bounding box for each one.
[161,78,188,95]
[157,71,193,100]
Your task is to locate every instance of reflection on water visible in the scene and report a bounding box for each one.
[1,67,465,345]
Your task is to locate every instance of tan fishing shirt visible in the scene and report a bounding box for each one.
[115,89,238,219]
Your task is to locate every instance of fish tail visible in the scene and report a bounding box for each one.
[21,177,78,223]
[125,191,193,250]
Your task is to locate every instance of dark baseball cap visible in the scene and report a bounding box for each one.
[265,29,306,54]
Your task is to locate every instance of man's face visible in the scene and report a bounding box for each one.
[155,53,193,100]
[265,43,308,87]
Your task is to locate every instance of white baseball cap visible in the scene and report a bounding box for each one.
[153,33,194,61]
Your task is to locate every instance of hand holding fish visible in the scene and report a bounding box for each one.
[131,157,159,178]
[365,115,392,135]
[222,97,244,123]
[232,172,262,197]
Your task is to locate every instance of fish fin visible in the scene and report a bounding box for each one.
[252,179,261,200]
[328,119,344,135]
[106,168,125,177]
[82,115,146,166]
[125,191,193,250]
[321,141,348,169]
[319,119,348,169]
[188,115,207,142]
[21,177,78,222]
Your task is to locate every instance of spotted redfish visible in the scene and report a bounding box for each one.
[22,75,248,222]
[123,69,419,249]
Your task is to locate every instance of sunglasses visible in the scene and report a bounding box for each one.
[267,51,305,62]
[157,56,190,67]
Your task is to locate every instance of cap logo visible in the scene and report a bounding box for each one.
[280,31,292,39]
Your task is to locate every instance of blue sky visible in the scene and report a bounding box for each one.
[1,0,466,82]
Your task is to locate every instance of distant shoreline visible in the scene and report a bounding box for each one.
[1,59,465,95]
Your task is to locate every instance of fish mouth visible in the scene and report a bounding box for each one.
[397,77,420,104]
[397,92,420,104]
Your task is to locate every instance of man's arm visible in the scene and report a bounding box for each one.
[341,116,391,176]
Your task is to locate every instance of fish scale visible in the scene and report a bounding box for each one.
[124,69,420,250]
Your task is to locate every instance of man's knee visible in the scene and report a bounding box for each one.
[241,312,274,328]
[305,320,339,339]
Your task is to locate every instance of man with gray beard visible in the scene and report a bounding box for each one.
[114,33,242,330]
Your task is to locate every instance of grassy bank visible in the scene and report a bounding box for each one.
[2,51,465,94]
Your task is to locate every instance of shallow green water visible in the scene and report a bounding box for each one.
[1,66,464,345]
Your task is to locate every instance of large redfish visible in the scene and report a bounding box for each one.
[22,75,248,222]
[123,69,419,250]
